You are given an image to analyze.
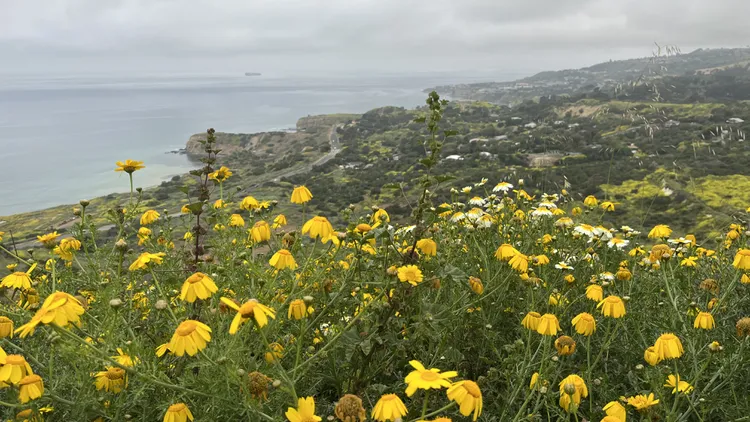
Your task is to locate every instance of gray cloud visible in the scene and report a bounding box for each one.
[2,0,749,75]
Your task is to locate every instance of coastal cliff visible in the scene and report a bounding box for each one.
[185,114,360,157]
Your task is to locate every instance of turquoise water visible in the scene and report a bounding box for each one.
[0,72,518,215]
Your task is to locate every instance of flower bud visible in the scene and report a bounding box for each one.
[79,199,90,207]
[563,383,577,395]
[109,298,123,308]
[155,299,168,310]
[272,379,282,388]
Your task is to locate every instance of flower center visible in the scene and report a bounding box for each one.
[240,302,257,318]
[5,355,25,365]
[463,381,481,397]
[176,321,197,336]
[106,368,125,380]
[169,404,186,413]
[420,371,440,382]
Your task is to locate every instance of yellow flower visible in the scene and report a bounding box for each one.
[404,360,457,397]
[302,216,335,240]
[128,252,166,271]
[529,372,540,390]
[180,272,219,303]
[0,354,33,384]
[555,335,576,356]
[533,254,550,266]
[265,342,284,363]
[571,312,596,336]
[112,348,139,367]
[558,374,588,412]
[548,293,566,306]
[693,311,715,330]
[0,316,14,338]
[137,227,152,246]
[269,249,298,270]
[586,284,604,303]
[468,276,484,295]
[15,291,86,338]
[648,224,672,239]
[220,297,276,334]
[494,243,519,261]
[508,253,529,273]
[733,249,750,270]
[597,296,626,318]
[664,374,693,394]
[140,210,160,225]
[213,199,227,209]
[536,314,560,336]
[115,159,145,173]
[397,265,423,286]
[229,214,246,228]
[286,396,322,422]
[18,374,44,403]
[240,195,260,210]
[627,393,659,411]
[250,221,272,243]
[447,380,483,421]
[273,214,288,228]
[371,208,390,227]
[167,320,212,357]
[680,256,698,268]
[208,166,233,182]
[36,231,60,247]
[653,333,684,360]
[291,186,314,204]
[372,394,408,422]
[644,346,661,366]
[600,201,615,212]
[416,238,437,256]
[1,265,35,290]
[522,312,541,331]
[616,267,632,281]
[181,204,191,214]
[583,195,598,207]
[288,299,313,320]
[603,401,627,421]
[163,403,194,422]
[94,367,128,393]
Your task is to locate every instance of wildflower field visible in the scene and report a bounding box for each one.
[1,94,750,422]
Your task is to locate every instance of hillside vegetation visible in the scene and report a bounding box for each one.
[1,95,750,422]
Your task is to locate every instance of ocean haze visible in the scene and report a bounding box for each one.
[0,72,519,215]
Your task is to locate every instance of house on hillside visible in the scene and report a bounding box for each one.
[727,118,745,124]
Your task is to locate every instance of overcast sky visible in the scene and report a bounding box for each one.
[2,0,749,77]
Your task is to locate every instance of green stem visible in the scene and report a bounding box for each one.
[0,245,34,267]
[150,269,178,323]
[259,327,298,403]
[421,390,431,418]
[407,402,456,422]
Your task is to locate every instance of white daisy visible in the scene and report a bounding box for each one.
[493,182,514,193]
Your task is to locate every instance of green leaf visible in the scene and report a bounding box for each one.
[186,203,204,215]
[435,175,456,184]
[443,129,459,137]
[443,265,468,283]
[413,116,426,123]
[359,339,372,355]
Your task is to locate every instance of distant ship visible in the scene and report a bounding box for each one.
[244,72,261,76]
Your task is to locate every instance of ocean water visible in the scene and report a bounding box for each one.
[0,72,517,215]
